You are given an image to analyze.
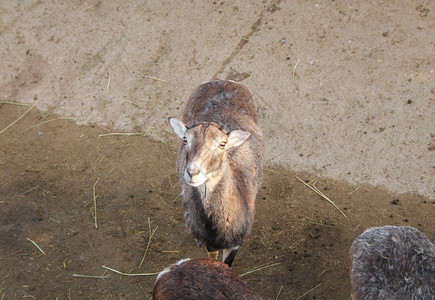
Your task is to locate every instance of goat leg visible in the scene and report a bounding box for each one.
[223,246,239,267]
[206,246,219,260]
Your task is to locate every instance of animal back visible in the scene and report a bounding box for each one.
[182,80,258,132]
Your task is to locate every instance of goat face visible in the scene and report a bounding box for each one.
[169,118,250,187]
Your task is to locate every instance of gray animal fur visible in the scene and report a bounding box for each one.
[349,225,435,300]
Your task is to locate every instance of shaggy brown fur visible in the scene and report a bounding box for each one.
[153,258,263,300]
[168,80,264,266]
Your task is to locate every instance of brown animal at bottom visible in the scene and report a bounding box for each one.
[153,258,263,300]
[349,225,435,300]
[168,80,264,266]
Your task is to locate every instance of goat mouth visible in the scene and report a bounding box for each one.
[184,171,207,187]
[186,180,204,187]
[185,177,207,187]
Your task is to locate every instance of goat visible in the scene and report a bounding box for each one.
[168,80,264,266]
[349,225,435,300]
[153,258,263,300]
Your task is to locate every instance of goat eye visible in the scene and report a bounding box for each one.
[218,142,226,149]
[183,137,187,145]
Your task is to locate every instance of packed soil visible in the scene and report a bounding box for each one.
[0,1,434,200]
[1,1,434,299]
[1,104,433,299]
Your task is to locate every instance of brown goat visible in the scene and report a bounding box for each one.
[153,258,263,300]
[168,80,264,266]
[349,226,435,300]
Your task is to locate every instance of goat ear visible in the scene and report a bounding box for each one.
[227,130,251,148]
[168,117,187,139]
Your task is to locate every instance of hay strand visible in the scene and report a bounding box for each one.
[348,186,360,195]
[10,185,39,199]
[98,132,144,137]
[72,274,110,279]
[127,100,144,109]
[25,118,56,131]
[292,58,301,77]
[276,285,284,300]
[139,217,158,268]
[26,238,45,255]
[0,100,39,134]
[296,177,347,218]
[295,283,322,300]
[143,75,168,83]
[93,178,99,229]
[106,77,111,95]
[58,117,77,120]
[102,265,158,276]
[0,101,31,106]
[239,262,280,278]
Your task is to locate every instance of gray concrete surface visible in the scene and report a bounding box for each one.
[1,1,434,199]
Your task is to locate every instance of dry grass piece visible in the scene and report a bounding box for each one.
[276,285,284,300]
[239,262,280,278]
[10,186,39,199]
[25,118,56,131]
[102,265,158,276]
[295,283,322,300]
[0,101,31,106]
[348,186,360,195]
[139,217,158,268]
[0,100,39,134]
[98,132,144,137]
[142,75,168,83]
[106,77,111,95]
[58,117,77,120]
[93,178,99,229]
[26,238,45,255]
[292,58,301,77]
[296,177,347,218]
[72,274,110,279]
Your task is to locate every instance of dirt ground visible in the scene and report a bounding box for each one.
[0,104,434,299]
[0,1,434,199]
[0,1,434,299]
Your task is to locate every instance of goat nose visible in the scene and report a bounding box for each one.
[187,166,200,177]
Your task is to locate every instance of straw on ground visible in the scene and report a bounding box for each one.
[10,186,39,199]
[348,186,360,195]
[295,283,322,300]
[26,238,45,255]
[0,100,31,106]
[139,217,158,268]
[93,178,99,229]
[102,265,158,276]
[106,76,111,95]
[0,100,39,134]
[276,285,284,300]
[98,132,145,137]
[296,177,347,218]
[72,274,110,279]
[239,262,280,278]
[25,118,56,131]
[292,58,301,77]
[142,75,168,83]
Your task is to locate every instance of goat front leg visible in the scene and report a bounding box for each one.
[223,246,239,267]
[206,246,219,260]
